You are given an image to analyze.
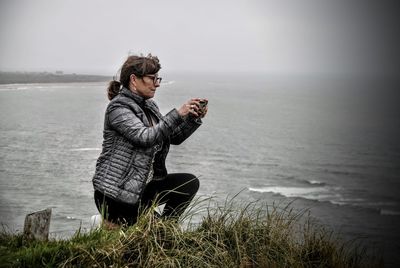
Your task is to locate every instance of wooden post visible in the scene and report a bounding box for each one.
[23,208,52,241]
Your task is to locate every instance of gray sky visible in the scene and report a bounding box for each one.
[0,0,399,75]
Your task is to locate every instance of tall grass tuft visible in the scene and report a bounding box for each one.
[0,197,383,267]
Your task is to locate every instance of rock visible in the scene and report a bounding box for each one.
[23,208,52,241]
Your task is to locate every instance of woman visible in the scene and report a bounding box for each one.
[92,54,207,226]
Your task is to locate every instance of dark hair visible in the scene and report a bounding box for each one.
[107,54,161,100]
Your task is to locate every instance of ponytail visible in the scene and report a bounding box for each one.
[107,80,121,100]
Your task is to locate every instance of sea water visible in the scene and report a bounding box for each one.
[0,73,399,265]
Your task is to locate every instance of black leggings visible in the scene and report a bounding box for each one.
[94,173,199,225]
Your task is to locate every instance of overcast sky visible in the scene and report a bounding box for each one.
[0,0,399,75]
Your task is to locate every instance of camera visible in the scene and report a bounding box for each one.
[198,99,208,113]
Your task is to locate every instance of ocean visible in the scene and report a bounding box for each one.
[0,73,399,265]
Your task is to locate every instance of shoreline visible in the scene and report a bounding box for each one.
[0,71,111,84]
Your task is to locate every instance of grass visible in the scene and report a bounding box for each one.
[0,196,383,267]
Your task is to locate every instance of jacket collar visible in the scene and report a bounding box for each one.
[119,87,159,117]
[120,87,146,105]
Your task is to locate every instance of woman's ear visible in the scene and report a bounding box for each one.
[129,74,137,88]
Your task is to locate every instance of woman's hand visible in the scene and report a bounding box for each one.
[178,98,201,117]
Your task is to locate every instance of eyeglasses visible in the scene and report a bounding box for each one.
[144,75,162,85]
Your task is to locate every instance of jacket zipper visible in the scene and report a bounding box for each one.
[146,144,161,184]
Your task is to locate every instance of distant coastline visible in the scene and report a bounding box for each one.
[0,71,111,84]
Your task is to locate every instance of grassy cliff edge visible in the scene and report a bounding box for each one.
[0,198,382,267]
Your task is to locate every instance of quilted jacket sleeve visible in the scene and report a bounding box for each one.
[107,102,184,147]
[170,116,202,145]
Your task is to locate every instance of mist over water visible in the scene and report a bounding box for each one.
[0,73,399,265]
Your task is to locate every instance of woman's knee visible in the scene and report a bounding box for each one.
[185,173,200,193]
[168,173,200,193]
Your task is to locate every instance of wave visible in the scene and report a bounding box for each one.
[309,180,326,185]
[0,83,96,92]
[380,209,400,216]
[248,186,368,209]
[282,176,327,187]
[161,80,176,86]
[69,148,101,151]
[0,84,51,92]
[0,85,28,92]
[248,186,331,198]
[249,186,400,216]
[329,198,366,205]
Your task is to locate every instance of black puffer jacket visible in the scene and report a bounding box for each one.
[92,87,201,205]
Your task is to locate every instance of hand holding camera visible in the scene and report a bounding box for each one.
[177,98,208,118]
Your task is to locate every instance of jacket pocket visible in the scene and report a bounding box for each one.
[118,168,133,187]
